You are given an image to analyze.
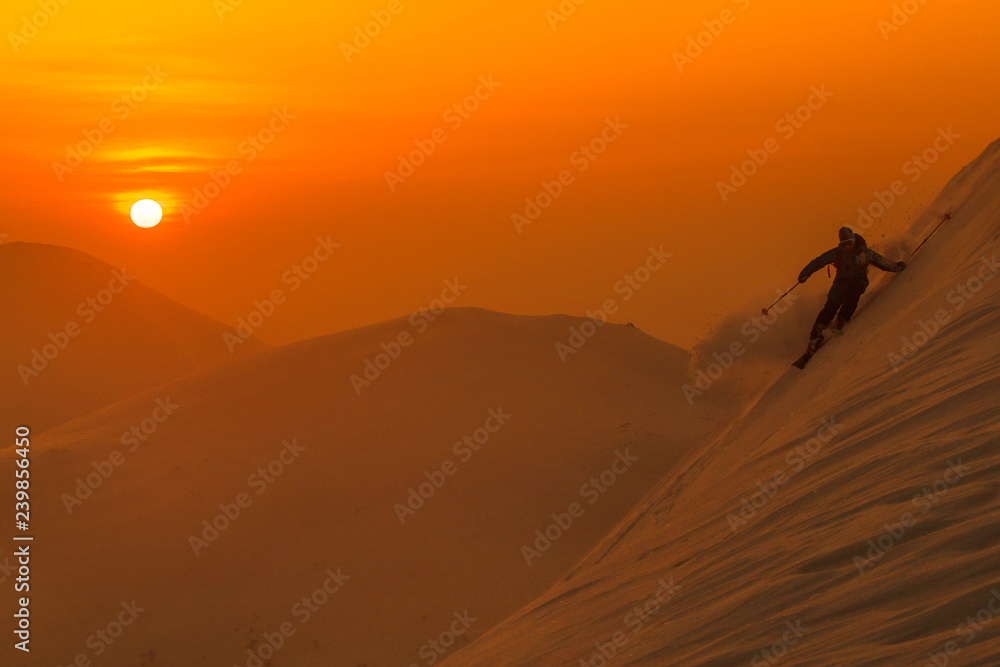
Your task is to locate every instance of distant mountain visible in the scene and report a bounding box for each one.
[0,307,727,666]
[0,242,268,432]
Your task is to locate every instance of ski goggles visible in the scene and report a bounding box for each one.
[839,237,856,248]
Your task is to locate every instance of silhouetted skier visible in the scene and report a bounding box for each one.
[794,226,906,366]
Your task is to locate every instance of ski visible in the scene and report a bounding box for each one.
[792,337,827,369]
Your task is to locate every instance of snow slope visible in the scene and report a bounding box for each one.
[443,138,1000,666]
[0,242,268,433]
[0,308,727,666]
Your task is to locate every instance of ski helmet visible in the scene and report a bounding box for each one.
[838,226,855,248]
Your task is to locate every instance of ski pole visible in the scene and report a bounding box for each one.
[909,212,952,260]
[762,283,799,316]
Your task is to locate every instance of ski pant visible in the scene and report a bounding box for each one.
[810,279,868,338]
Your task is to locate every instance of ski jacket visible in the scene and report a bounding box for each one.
[798,234,898,283]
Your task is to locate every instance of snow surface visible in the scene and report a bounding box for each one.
[443,138,1000,665]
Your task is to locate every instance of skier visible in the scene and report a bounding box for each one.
[797,226,906,357]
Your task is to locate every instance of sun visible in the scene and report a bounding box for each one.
[130,199,162,228]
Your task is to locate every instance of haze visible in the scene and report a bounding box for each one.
[2,0,998,347]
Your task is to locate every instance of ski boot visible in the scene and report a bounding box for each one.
[808,321,826,351]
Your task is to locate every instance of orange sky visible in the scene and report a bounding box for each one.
[2,0,998,349]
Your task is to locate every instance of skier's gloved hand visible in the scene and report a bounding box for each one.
[896,260,907,271]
